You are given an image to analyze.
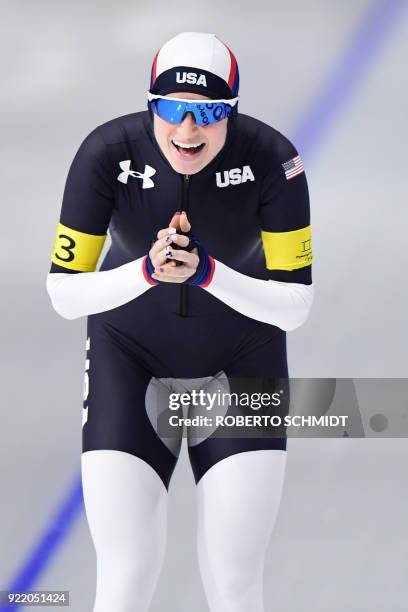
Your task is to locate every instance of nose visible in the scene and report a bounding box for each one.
[177,112,198,134]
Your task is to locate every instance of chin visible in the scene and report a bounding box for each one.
[173,163,206,174]
[168,152,208,175]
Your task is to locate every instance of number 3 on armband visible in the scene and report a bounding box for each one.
[55,233,76,262]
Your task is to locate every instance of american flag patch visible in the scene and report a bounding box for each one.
[282,155,304,180]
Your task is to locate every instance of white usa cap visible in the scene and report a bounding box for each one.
[149,32,239,100]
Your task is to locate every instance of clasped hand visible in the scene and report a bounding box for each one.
[149,211,199,283]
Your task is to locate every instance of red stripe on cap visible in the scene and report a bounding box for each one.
[226,47,237,90]
[151,50,160,85]
[199,256,215,288]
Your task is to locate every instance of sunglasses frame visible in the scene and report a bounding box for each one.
[147,92,240,106]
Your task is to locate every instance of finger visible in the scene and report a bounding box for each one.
[157,226,177,240]
[152,273,183,283]
[156,259,178,270]
[179,211,191,233]
[153,257,196,277]
[150,232,190,260]
[169,211,181,229]
[154,263,190,278]
[152,270,193,283]
[170,233,190,248]
[162,247,199,268]
[152,244,192,268]
[151,248,169,267]
[152,272,193,283]
[150,233,178,258]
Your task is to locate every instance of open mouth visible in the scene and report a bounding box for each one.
[171,140,206,158]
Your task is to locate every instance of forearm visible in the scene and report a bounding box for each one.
[203,259,314,331]
[46,257,153,320]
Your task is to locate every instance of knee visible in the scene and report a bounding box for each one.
[205,559,263,610]
[94,555,156,612]
[97,547,161,586]
[219,567,260,594]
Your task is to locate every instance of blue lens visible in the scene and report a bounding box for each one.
[150,98,234,126]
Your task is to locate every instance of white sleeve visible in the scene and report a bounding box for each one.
[46,257,153,320]
[202,259,314,332]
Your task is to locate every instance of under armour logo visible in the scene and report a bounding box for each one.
[117,160,156,188]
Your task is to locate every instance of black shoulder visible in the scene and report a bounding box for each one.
[234,113,298,165]
[92,110,150,146]
[67,110,150,177]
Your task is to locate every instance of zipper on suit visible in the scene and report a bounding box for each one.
[178,174,190,316]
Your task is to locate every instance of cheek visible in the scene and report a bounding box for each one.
[154,117,173,145]
[208,123,227,151]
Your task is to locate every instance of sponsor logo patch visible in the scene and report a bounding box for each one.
[176,72,207,87]
[117,160,156,188]
[215,165,255,188]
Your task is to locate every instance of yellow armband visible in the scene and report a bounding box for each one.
[51,223,107,272]
[261,225,312,271]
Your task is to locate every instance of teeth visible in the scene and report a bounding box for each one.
[172,140,204,149]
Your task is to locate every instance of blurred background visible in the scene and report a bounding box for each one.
[1,0,407,610]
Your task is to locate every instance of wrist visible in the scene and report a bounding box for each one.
[186,244,215,287]
[142,255,161,285]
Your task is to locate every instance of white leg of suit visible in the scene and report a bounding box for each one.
[196,449,287,612]
[81,450,168,612]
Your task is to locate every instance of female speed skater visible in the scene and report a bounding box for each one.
[46,31,314,612]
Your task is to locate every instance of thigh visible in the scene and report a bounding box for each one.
[81,449,168,550]
[82,315,183,490]
[188,329,289,484]
[196,448,287,549]
[81,450,169,611]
